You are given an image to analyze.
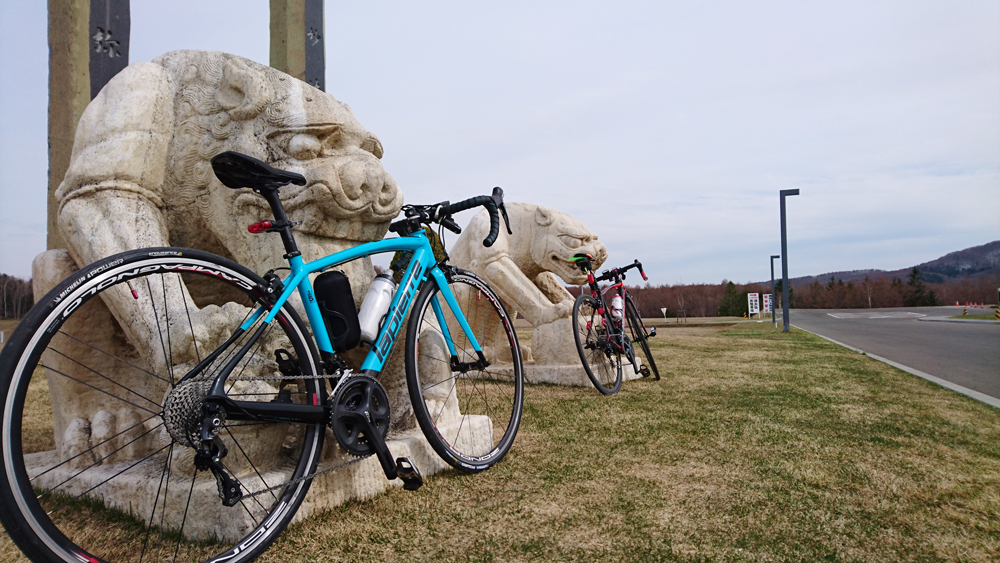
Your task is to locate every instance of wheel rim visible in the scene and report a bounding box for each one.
[1,253,322,562]
[410,273,523,469]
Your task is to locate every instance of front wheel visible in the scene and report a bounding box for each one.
[0,248,325,563]
[572,294,623,395]
[405,269,524,473]
[625,298,660,380]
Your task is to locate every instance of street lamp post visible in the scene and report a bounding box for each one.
[779,189,799,332]
[770,254,780,326]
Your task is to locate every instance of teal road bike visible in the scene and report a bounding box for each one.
[0,151,524,563]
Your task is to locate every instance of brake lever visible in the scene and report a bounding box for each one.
[440,216,462,234]
[490,187,513,235]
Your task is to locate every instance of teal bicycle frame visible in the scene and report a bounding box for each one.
[240,229,482,377]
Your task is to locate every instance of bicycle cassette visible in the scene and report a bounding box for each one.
[329,375,391,456]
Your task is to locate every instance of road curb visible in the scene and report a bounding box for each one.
[918,316,999,325]
[792,325,1000,410]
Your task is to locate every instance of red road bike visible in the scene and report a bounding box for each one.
[570,255,660,394]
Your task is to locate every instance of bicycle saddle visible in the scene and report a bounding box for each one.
[211,151,307,191]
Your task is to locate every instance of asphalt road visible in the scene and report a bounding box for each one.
[790,306,1000,400]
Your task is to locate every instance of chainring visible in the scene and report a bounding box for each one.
[329,375,391,456]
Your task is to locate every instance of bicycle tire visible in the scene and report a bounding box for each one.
[405,269,524,472]
[0,248,325,563]
[625,297,660,380]
[572,294,623,395]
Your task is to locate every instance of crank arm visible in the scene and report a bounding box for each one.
[357,412,397,480]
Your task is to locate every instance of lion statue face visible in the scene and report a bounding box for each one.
[528,206,608,285]
[151,51,402,274]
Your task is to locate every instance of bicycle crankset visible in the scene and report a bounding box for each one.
[329,375,424,490]
[329,375,391,457]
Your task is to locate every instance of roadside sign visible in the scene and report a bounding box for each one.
[748,293,760,316]
[762,294,772,314]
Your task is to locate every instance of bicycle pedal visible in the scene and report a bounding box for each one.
[649,327,657,337]
[639,366,651,377]
[395,457,423,491]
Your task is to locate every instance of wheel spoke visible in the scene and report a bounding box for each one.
[30,413,160,482]
[46,442,172,516]
[39,362,160,415]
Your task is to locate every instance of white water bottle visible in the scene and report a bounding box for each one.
[358,274,397,344]
[611,294,624,321]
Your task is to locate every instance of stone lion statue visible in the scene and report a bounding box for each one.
[449,203,634,385]
[33,51,404,473]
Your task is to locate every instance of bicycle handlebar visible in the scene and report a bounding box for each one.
[441,187,511,247]
[597,260,648,283]
[389,187,512,247]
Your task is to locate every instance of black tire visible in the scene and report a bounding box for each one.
[572,294,622,395]
[405,269,524,472]
[625,298,660,380]
[0,248,325,563]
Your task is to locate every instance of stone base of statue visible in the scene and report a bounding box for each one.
[25,423,487,543]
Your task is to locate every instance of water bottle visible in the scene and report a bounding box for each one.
[611,294,624,321]
[358,273,397,344]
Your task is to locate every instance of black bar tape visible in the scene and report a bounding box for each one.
[442,195,501,247]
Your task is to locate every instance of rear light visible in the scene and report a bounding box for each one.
[248,220,273,234]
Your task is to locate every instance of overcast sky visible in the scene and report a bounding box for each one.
[1,1,998,285]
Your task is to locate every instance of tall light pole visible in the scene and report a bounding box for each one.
[770,254,780,326]
[780,189,799,332]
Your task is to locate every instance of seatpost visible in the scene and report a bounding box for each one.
[259,187,301,258]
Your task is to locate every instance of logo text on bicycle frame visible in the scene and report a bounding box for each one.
[374,258,422,363]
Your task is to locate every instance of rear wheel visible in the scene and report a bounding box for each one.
[572,294,622,395]
[0,248,325,563]
[625,298,659,380]
[406,269,524,472]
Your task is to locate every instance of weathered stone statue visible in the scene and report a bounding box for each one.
[449,203,642,385]
[30,50,444,526]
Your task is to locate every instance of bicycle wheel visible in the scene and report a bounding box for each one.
[572,294,622,395]
[405,268,524,472]
[625,298,660,380]
[0,248,325,563]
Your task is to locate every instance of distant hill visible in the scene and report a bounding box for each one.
[787,240,1000,285]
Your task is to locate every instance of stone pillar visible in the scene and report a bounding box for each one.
[47,0,91,250]
[270,0,325,90]
[47,0,130,250]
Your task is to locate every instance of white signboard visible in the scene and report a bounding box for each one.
[747,293,760,315]
[762,294,772,314]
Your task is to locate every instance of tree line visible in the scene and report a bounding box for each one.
[617,268,999,318]
[1,274,34,319]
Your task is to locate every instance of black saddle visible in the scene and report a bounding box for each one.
[211,151,307,191]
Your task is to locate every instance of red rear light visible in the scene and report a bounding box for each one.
[248,221,273,234]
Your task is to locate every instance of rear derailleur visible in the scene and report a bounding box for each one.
[194,403,242,507]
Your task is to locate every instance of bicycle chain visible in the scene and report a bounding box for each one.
[231,369,373,501]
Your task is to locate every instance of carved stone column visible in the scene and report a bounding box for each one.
[47,0,130,250]
[270,0,325,90]
[47,0,90,250]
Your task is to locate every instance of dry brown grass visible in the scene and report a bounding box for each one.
[2,323,997,562]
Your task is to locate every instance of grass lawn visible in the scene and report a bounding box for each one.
[2,323,998,562]
[949,314,998,321]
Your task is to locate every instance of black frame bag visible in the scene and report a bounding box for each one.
[314,271,361,352]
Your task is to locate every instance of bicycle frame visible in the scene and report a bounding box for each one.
[244,229,481,377]
[189,229,483,428]
[582,272,634,362]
